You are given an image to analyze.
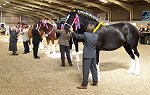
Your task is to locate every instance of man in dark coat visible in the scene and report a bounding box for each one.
[71,24,98,89]
[32,25,42,59]
[9,26,18,55]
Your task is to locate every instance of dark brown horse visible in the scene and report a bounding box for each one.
[64,10,140,76]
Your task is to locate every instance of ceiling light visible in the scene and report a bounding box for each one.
[6,1,10,3]
[68,6,74,8]
[0,6,2,7]
[86,5,91,7]
[99,0,108,3]
[3,4,6,5]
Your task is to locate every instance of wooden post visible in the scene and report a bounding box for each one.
[130,5,133,22]
[1,10,2,23]
[20,15,22,22]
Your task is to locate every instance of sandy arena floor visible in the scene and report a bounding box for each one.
[0,35,150,95]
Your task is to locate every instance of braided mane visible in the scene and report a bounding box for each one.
[76,10,99,22]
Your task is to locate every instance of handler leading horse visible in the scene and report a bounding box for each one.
[64,10,140,76]
[28,19,56,55]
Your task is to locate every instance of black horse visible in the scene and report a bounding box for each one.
[64,10,140,75]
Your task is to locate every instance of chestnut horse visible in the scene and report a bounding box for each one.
[28,20,56,54]
[44,22,57,54]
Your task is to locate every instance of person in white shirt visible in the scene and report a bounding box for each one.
[20,25,30,54]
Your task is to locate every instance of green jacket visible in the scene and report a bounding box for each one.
[56,29,71,46]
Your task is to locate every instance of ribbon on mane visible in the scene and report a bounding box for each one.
[42,19,49,29]
[16,23,23,32]
[61,24,64,30]
[73,14,80,31]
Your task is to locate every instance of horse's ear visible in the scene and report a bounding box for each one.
[73,9,76,12]
[73,9,78,13]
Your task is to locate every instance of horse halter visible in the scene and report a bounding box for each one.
[36,20,47,32]
[35,22,41,32]
[64,14,76,28]
[16,23,23,33]
[44,21,55,37]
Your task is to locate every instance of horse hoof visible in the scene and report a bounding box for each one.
[76,59,80,63]
[127,69,134,74]
[45,51,49,54]
[133,71,140,76]
[51,53,56,55]
[88,75,92,81]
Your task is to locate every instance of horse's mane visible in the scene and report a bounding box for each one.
[75,9,99,22]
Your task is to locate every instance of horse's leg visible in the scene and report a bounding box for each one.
[69,38,73,61]
[124,46,136,74]
[29,37,31,45]
[96,48,100,65]
[39,42,44,50]
[28,37,32,52]
[89,65,100,82]
[46,39,50,54]
[133,48,140,75]
[51,39,56,54]
[39,37,44,50]
[96,49,100,81]
[74,40,80,62]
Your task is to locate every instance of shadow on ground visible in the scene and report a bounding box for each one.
[100,62,128,72]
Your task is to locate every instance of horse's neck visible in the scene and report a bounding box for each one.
[39,29,44,37]
[92,21,99,28]
[28,26,33,37]
[48,24,55,33]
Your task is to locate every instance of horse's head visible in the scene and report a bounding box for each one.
[64,11,77,33]
[64,10,99,33]
[35,19,56,37]
[22,21,28,29]
[44,22,55,37]
[35,20,48,32]
[57,18,66,30]
[16,21,28,33]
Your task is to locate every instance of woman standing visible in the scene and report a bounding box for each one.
[20,25,30,54]
[56,28,73,67]
[9,26,18,55]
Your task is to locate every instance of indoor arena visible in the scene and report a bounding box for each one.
[0,0,150,95]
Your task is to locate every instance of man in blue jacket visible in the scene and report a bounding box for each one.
[71,24,98,89]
